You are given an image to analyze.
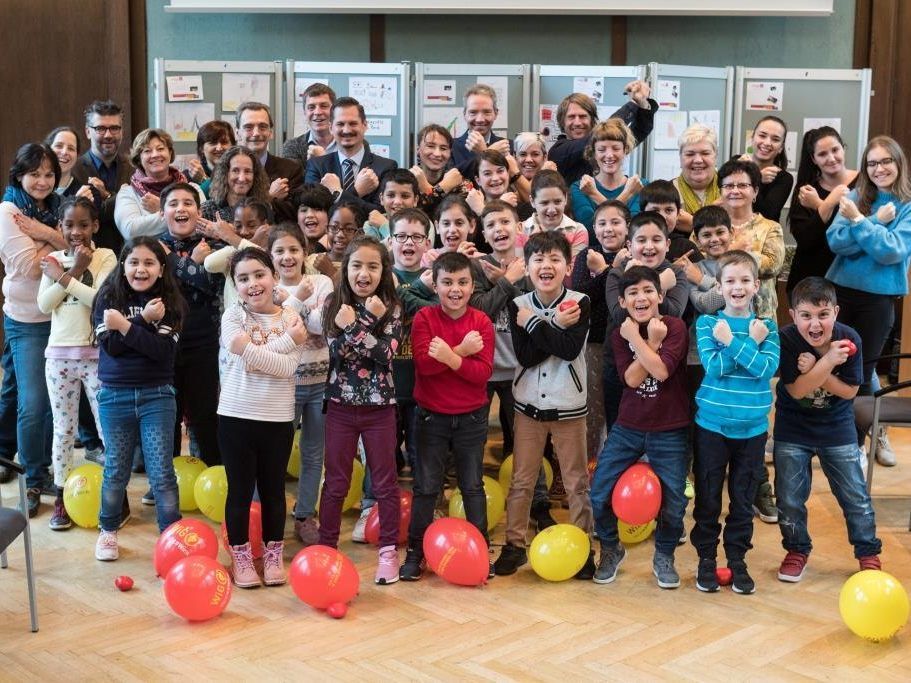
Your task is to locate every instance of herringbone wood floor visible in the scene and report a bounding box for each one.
[2,421,911,681]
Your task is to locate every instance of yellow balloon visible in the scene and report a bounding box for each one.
[286,440,301,479]
[193,465,229,523]
[619,519,656,545]
[63,463,103,528]
[173,455,207,511]
[839,569,909,642]
[498,455,554,494]
[529,523,591,582]
[448,476,506,531]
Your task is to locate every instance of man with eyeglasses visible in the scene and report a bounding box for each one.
[236,100,303,223]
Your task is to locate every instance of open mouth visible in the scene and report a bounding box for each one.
[807,328,824,343]
[492,233,510,247]
[444,234,462,247]
[537,272,555,285]
[729,292,748,305]
[174,214,191,224]
[400,246,416,257]
[354,278,372,293]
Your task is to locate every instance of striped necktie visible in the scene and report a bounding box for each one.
[342,158,356,192]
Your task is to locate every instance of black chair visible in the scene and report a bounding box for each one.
[0,456,38,631]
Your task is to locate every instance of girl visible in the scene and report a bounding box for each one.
[787,127,857,293]
[308,201,365,282]
[297,184,334,254]
[519,169,589,274]
[268,224,334,546]
[421,194,478,268]
[220,248,307,587]
[37,197,117,530]
[92,237,186,561]
[467,149,532,225]
[319,235,403,585]
[738,116,793,223]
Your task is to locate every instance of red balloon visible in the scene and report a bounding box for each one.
[326,602,348,619]
[163,555,232,621]
[289,545,360,610]
[422,517,489,587]
[154,518,219,578]
[364,490,413,546]
[611,462,662,525]
[220,501,264,560]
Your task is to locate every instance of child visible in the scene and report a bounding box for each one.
[518,169,589,275]
[641,179,701,262]
[421,194,478,268]
[297,184,334,254]
[363,169,419,241]
[467,149,532,224]
[589,266,689,588]
[220,248,307,587]
[774,277,881,581]
[38,197,117,530]
[92,237,186,560]
[493,232,595,578]
[570,200,630,461]
[320,235,403,584]
[691,250,779,594]
[400,251,495,580]
[269,224,334,547]
[308,201,366,282]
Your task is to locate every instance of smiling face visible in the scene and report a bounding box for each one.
[50,131,78,176]
[563,103,593,141]
[233,257,277,313]
[390,218,428,271]
[751,120,785,165]
[305,93,333,137]
[139,136,172,181]
[327,207,361,258]
[434,266,473,318]
[594,139,626,178]
[720,171,757,214]
[791,300,838,349]
[418,131,451,174]
[517,143,547,180]
[629,223,668,268]
[812,135,846,177]
[619,278,663,324]
[202,137,231,168]
[475,159,509,199]
[270,234,306,285]
[19,158,56,203]
[237,108,273,155]
[680,141,717,189]
[527,248,567,301]
[865,144,899,192]
[234,205,264,239]
[347,244,383,300]
[464,94,496,137]
[228,154,254,199]
[162,189,200,238]
[437,206,474,252]
[719,262,759,316]
[482,209,518,257]
[695,223,731,259]
[86,113,123,161]
[381,181,417,215]
[332,105,366,153]
[297,205,328,242]
[60,204,98,251]
[531,186,567,229]
[123,245,162,293]
[593,206,629,253]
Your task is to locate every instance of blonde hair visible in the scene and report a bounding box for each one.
[129,129,175,169]
[856,135,911,214]
[463,84,498,111]
[584,118,636,167]
[678,124,717,154]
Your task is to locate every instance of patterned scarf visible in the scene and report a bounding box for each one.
[2,185,61,226]
[676,172,720,215]
[129,166,186,198]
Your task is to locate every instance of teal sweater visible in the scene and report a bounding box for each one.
[695,312,780,439]
[826,190,911,296]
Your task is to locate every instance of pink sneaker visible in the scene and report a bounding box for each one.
[375,544,399,585]
[229,542,261,588]
[777,551,808,583]
[263,541,287,586]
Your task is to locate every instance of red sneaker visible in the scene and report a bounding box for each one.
[858,555,881,571]
[777,551,808,582]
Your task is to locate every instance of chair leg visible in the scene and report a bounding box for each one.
[22,516,38,632]
[866,403,881,495]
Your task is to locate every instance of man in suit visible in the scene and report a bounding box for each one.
[305,97,397,214]
[236,101,303,222]
[71,100,131,254]
[282,83,337,172]
[450,84,512,176]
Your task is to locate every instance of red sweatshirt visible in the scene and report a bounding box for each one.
[412,305,494,415]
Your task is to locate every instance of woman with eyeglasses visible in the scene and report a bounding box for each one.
[827,135,911,397]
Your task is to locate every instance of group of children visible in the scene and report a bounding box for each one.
[30,127,893,596]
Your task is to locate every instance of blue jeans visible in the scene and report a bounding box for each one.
[97,385,180,532]
[0,337,18,460]
[774,440,881,558]
[3,315,52,488]
[293,383,326,519]
[591,424,688,555]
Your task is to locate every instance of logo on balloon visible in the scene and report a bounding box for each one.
[210,569,230,606]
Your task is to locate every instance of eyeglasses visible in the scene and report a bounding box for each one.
[392,234,427,244]
[88,125,122,134]
[328,225,360,236]
[866,157,895,169]
[720,182,754,191]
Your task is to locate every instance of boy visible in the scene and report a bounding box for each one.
[691,250,779,594]
[640,179,700,261]
[590,265,689,588]
[774,277,881,582]
[493,232,595,577]
[400,252,495,580]
[364,169,422,242]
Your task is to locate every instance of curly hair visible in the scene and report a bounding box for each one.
[207,146,270,206]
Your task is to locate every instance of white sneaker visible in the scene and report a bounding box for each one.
[351,506,372,543]
[875,428,897,467]
[95,530,119,561]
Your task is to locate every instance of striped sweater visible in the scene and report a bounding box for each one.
[694,311,779,439]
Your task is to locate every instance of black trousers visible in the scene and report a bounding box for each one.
[833,284,895,395]
[173,344,221,465]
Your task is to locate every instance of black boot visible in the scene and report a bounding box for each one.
[531,500,557,532]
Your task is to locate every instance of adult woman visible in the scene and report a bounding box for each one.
[718,158,785,320]
[114,129,203,239]
[786,127,857,293]
[674,124,720,236]
[45,127,93,200]
[513,132,556,203]
[738,116,794,223]
[185,120,236,197]
[410,124,468,218]
[200,146,270,223]
[570,118,644,237]
[0,143,68,513]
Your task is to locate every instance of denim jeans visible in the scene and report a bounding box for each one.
[774,440,881,558]
[0,337,18,460]
[591,424,688,555]
[293,383,326,519]
[97,385,180,532]
[3,315,52,488]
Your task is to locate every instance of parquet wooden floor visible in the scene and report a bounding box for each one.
[2,422,910,681]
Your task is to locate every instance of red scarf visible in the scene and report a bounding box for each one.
[129,166,187,198]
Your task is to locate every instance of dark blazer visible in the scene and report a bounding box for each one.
[263,152,304,223]
[304,147,398,214]
[450,131,513,178]
[71,152,132,254]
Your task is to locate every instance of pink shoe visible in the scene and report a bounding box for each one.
[229,542,261,588]
[263,541,287,586]
[294,517,319,546]
[375,544,399,585]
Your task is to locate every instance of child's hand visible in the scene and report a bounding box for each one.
[516,306,534,327]
[141,297,165,323]
[285,315,307,344]
[40,255,64,282]
[500,192,519,207]
[191,239,211,264]
[198,218,238,245]
[673,249,701,285]
[624,257,643,271]
[419,268,434,289]
[613,247,630,264]
[825,340,851,366]
[503,258,526,284]
[251,223,271,249]
[439,168,463,193]
[456,241,478,258]
[428,336,455,363]
[554,300,581,328]
[839,196,862,221]
[712,319,733,346]
[458,330,484,356]
[586,249,607,275]
[466,188,485,215]
[335,304,356,329]
[229,332,251,355]
[368,210,386,229]
[619,316,640,342]
[876,202,896,224]
[313,253,337,278]
[295,276,314,302]
[796,352,816,374]
[103,308,129,334]
[749,318,769,344]
[72,244,94,273]
[273,287,289,305]
[364,295,386,319]
[647,317,667,345]
[479,258,504,283]
[658,266,677,293]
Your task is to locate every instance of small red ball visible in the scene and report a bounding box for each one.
[326,602,348,619]
[115,575,134,591]
[715,567,733,586]
[558,300,576,312]
[843,340,858,357]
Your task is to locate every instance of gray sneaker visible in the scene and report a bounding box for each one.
[653,551,680,589]
[84,447,104,466]
[752,481,778,523]
[593,543,626,584]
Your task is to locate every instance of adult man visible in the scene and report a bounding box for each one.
[305,97,397,213]
[236,101,303,222]
[71,100,131,253]
[450,84,512,176]
[549,80,658,186]
[282,83,337,171]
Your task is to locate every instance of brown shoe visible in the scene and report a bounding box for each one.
[294,517,319,546]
